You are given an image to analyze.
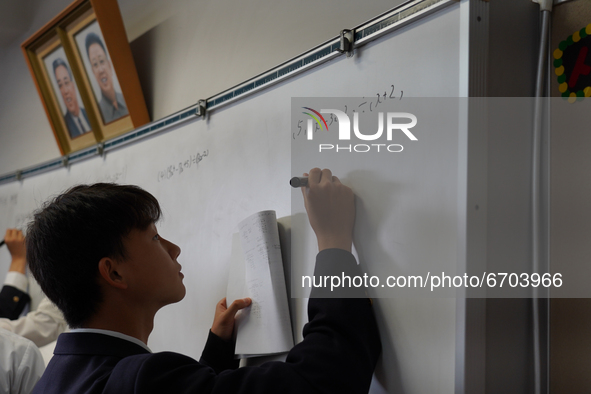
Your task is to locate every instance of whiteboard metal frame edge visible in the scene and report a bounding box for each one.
[455,1,489,394]
[354,0,458,48]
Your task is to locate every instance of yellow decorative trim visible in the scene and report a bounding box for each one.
[555,65,565,76]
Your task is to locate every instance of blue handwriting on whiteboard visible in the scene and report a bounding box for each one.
[157,149,209,182]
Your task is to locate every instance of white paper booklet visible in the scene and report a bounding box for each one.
[226,210,294,358]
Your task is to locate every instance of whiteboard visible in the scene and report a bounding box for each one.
[0,4,463,393]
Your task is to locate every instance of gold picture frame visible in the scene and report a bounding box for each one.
[22,0,149,155]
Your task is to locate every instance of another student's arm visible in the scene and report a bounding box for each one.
[0,229,30,319]
[0,297,67,347]
[4,229,27,275]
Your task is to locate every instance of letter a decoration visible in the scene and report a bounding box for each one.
[554,23,591,103]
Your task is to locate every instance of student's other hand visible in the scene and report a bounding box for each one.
[301,168,355,252]
[5,229,27,274]
[211,297,252,341]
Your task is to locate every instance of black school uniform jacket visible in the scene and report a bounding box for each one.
[0,285,30,320]
[32,249,381,394]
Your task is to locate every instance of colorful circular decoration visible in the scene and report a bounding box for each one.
[554,23,591,102]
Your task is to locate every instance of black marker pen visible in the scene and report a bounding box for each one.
[290,177,308,188]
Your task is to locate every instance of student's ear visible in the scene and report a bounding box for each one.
[98,257,128,290]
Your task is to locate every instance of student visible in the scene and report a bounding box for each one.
[0,229,31,320]
[27,168,381,393]
[0,229,68,347]
[0,328,45,394]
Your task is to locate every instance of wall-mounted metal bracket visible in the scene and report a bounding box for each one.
[197,100,207,117]
[96,142,105,157]
[532,0,553,11]
[337,29,355,57]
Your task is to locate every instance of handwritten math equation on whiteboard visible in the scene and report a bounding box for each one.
[293,83,404,140]
[0,194,17,207]
[157,149,209,182]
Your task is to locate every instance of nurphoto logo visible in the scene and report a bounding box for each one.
[302,107,418,153]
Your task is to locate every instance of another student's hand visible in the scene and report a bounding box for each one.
[211,297,252,341]
[5,229,27,274]
[301,168,355,252]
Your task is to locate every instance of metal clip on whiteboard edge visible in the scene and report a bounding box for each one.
[197,100,207,117]
[96,142,105,157]
[337,29,355,58]
[532,0,553,11]
[15,171,22,181]
[61,157,69,168]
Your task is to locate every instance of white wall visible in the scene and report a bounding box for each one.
[0,0,398,175]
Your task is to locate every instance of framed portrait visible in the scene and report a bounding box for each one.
[22,29,97,154]
[22,0,149,155]
[43,44,93,140]
[74,20,129,126]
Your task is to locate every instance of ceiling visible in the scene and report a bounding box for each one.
[0,0,43,48]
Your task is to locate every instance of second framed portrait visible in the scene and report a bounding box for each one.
[74,21,129,126]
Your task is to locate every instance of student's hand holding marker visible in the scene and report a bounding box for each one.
[301,168,355,253]
[211,297,252,341]
[210,168,353,341]
[5,228,27,274]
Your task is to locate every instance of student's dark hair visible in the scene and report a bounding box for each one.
[84,32,107,59]
[52,58,72,79]
[26,183,161,328]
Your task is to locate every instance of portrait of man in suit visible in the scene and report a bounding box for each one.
[84,32,128,124]
[52,58,91,139]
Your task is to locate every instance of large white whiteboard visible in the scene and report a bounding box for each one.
[0,4,463,393]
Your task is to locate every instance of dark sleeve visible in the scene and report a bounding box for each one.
[0,285,30,319]
[199,330,240,373]
[129,249,381,394]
